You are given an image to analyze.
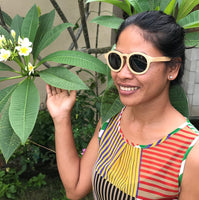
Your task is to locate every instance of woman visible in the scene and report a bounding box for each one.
[46,11,199,200]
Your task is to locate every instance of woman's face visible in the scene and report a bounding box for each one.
[111,25,172,107]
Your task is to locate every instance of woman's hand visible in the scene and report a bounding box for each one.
[46,84,77,120]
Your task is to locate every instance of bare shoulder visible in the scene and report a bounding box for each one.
[179,139,199,200]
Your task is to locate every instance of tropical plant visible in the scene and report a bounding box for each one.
[87,0,199,47]
[0,4,108,162]
[86,0,199,123]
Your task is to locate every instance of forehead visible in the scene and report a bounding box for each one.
[116,25,166,58]
[116,25,158,54]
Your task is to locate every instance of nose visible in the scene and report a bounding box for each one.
[118,58,134,79]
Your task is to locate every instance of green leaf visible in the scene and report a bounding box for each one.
[0,25,11,40]
[0,101,21,162]
[177,0,199,21]
[160,0,175,12]
[0,62,15,72]
[33,23,73,61]
[128,0,149,13]
[169,84,189,118]
[147,0,161,11]
[33,10,55,57]
[0,84,18,114]
[101,84,123,124]
[10,15,23,41]
[178,10,199,29]
[91,16,124,29]
[21,4,39,43]
[164,0,176,15]
[185,32,199,47]
[9,79,40,144]
[39,67,89,90]
[86,0,132,16]
[37,50,108,75]
[1,11,12,26]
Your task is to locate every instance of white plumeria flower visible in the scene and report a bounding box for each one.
[16,37,32,56]
[0,35,6,48]
[0,49,11,62]
[25,62,35,75]
[18,37,32,47]
[15,45,32,56]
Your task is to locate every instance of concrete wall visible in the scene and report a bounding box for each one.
[1,1,199,116]
[0,0,113,107]
[182,48,199,116]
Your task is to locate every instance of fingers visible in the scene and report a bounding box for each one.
[46,84,76,98]
[70,90,77,99]
[46,84,52,98]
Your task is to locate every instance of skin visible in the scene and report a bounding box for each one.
[46,25,199,200]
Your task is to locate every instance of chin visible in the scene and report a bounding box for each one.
[119,96,138,107]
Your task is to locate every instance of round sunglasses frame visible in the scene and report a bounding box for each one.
[105,50,171,75]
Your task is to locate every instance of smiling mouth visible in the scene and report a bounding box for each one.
[120,86,139,91]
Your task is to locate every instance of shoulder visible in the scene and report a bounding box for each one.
[179,137,199,200]
[98,111,122,142]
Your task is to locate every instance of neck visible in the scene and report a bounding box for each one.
[124,93,173,125]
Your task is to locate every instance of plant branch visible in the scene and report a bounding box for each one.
[37,55,52,68]
[49,0,78,49]
[94,2,102,122]
[29,139,56,153]
[0,7,10,32]
[87,46,112,54]
[69,3,90,50]
[78,0,90,48]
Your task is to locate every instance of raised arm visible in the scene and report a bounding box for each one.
[46,84,100,199]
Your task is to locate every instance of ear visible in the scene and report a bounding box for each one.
[167,57,182,81]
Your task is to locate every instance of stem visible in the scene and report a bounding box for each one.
[29,139,56,153]
[13,70,23,74]
[94,2,102,122]
[14,57,25,70]
[78,0,90,48]
[49,0,78,49]
[5,75,24,80]
[24,55,30,66]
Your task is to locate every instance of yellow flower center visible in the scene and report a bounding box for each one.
[20,46,29,54]
[2,53,10,60]
[28,65,34,71]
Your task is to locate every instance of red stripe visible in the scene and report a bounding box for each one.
[169,136,193,145]
[137,197,177,200]
[151,145,186,155]
[143,149,184,162]
[140,169,177,183]
[141,154,181,168]
[139,186,177,197]
[159,140,188,149]
[180,128,198,136]
[139,180,178,193]
[141,158,180,172]
[141,163,178,177]
[159,142,184,152]
[140,174,178,188]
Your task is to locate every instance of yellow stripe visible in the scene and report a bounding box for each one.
[95,113,142,197]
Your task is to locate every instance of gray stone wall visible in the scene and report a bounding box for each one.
[182,48,199,116]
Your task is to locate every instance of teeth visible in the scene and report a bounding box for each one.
[120,86,138,91]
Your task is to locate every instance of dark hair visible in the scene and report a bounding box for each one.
[116,11,185,85]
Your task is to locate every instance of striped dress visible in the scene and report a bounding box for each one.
[92,109,199,200]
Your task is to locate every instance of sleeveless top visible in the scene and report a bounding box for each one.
[92,108,199,200]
